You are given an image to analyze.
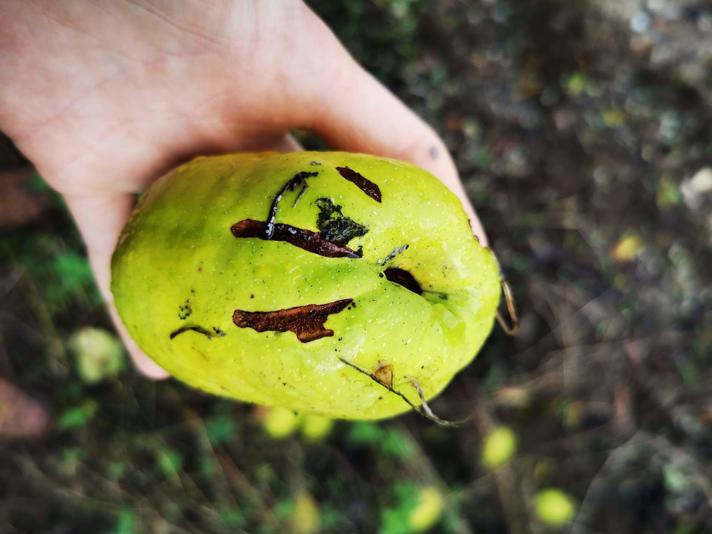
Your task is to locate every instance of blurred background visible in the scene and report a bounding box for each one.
[1,0,711,532]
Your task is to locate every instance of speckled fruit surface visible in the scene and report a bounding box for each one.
[111,151,500,419]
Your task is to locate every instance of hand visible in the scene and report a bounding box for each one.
[0,0,486,378]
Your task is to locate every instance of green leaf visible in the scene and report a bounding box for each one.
[205,415,236,445]
[57,400,97,430]
[348,421,383,445]
[381,430,414,459]
[156,448,183,479]
[110,509,136,534]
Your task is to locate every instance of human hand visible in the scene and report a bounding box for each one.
[0,0,486,378]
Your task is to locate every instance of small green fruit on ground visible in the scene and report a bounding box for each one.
[111,152,500,420]
[534,488,576,526]
[481,425,517,468]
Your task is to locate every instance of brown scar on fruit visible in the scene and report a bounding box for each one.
[231,219,362,258]
[335,166,382,202]
[337,357,460,427]
[233,298,353,343]
[373,363,394,388]
[266,171,319,238]
[170,325,225,340]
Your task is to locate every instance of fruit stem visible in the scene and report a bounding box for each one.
[337,357,463,427]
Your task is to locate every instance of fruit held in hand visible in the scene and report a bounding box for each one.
[111,152,500,420]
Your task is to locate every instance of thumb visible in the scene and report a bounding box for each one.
[301,9,487,243]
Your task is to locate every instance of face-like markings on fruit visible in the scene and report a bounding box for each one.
[265,171,319,239]
[384,268,423,295]
[178,299,192,320]
[233,298,353,343]
[231,219,362,258]
[315,198,368,246]
[335,166,382,202]
[170,325,225,340]
[377,244,409,266]
[373,362,394,388]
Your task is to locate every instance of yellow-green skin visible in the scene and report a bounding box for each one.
[112,152,500,419]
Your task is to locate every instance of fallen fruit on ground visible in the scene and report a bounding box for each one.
[111,152,500,419]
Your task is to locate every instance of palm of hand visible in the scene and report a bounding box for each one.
[0,0,479,377]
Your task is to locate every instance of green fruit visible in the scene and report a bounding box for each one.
[111,152,500,419]
[534,488,576,526]
[481,425,517,468]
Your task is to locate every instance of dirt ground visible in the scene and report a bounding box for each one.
[1,1,710,533]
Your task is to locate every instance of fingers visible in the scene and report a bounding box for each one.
[63,193,170,379]
[298,10,487,243]
[61,135,301,381]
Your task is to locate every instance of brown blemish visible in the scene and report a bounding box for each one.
[384,267,423,295]
[266,171,319,238]
[335,166,382,202]
[373,363,394,388]
[231,219,362,258]
[232,298,353,343]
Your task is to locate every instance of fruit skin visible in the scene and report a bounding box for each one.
[111,151,500,419]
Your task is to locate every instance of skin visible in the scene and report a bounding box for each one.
[0,0,486,379]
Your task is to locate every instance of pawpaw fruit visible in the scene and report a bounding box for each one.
[111,152,500,420]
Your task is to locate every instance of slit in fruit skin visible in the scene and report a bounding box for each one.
[335,166,382,202]
[265,171,319,238]
[170,325,225,340]
[378,244,409,266]
[231,219,362,258]
[233,298,353,343]
[384,267,423,295]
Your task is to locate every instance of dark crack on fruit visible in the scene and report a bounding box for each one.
[170,325,222,340]
[233,298,353,343]
[335,166,382,202]
[315,198,368,246]
[231,219,362,258]
[266,171,319,238]
[378,244,409,265]
[292,182,309,207]
[384,267,423,295]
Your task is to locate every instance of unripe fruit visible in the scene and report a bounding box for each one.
[112,152,500,419]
